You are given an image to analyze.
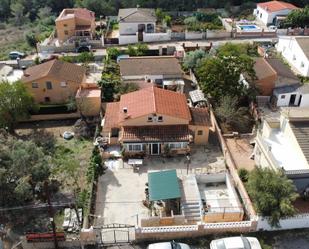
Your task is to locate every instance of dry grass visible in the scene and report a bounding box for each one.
[0,24,33,60]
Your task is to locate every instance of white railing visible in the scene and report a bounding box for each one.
[204,220,252,229]
[137,225,198,233]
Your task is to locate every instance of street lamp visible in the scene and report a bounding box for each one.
[186,154,191,175]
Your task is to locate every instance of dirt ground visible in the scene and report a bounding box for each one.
[225,137,256,171]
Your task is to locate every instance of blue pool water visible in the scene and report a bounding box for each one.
[239,25,259,30]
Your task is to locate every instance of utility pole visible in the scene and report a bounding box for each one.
[44,181,59,249]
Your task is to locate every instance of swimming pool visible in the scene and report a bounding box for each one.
[237,24,261,31]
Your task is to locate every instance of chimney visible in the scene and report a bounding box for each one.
[123,107,128,114]
[21,66,29,77]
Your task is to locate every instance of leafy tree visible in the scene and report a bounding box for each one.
[10,0,29,26]
[155,8,165,22]
[0,81,34,132]
[25,32,39,55]
[183,49,207,71]
[282,5,309,28]
[196,55,256,102]
[77,52,94,63]
[216,42,259,57]
[107,47,121,61]
[135,43,148,56]
[246,168,298,227]
[163,15,172,27]
[0,133,51,207]
[215,95,252,132]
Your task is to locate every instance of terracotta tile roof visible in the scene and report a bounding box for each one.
[257,1,298,12]
[103,102,120,131]
[122,125,190,142]
[118,8,156,23]
[22,59,86,84]
[189,108,211,126]
[265,58,299,87]
[57,8,95,21]
[119,56,183,77]
[254,57,276,80]
[118,86,191,122]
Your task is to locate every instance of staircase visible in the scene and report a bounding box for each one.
[181,201,201,224]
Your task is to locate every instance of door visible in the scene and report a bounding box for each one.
[289,94,296,106]
[151,143,160,155]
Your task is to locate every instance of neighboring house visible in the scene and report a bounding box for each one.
[102,86,211,155]
[254,107,309,194]
[55,8,96,43]
[76,86,101,117]
[253,57,277,96]
[119,56,185,93]
[21,59,86,104]
[253,1,298,26]
[265,58,308,107]
[0,64,23,83]
[276,36,309,77]
[118,8,156,36]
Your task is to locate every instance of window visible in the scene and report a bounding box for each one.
[64,30,68,35]
[158,116,163,122]
[60,81,67,87]
[63,24,67,27]
[44,97,50,102]
[197,130,203,135]
[32,82,38,88]
[301,62,305,68]
[293,55,296,61]
[169,142,187,149]
[127,144,143,151]
[260,13,262,18]
[46,81,52,89]
[147,117,153,122]
[281,95,285,99]
[256,10,259,14]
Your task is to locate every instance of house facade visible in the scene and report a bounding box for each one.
[55,8,96,43]
[21,59,87,104]
[254,107,309,194]
[276,36,309,77]
[253,1,298,26]
[102,87,211,156]
[119,56,185,93]
[118,8,156,36]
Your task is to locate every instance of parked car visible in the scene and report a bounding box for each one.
[9,51,25,59]
[147,241,191,249]
[210,236,262,249]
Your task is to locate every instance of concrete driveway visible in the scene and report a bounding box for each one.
[94,145,225,227]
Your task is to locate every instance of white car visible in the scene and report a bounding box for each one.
[210,236,262,249]
[147,241,191,249]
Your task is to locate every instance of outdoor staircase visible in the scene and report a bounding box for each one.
[181,201,201,224]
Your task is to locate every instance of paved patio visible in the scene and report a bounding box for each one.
[94,145,225,227]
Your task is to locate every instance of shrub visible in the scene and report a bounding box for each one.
[238,168,249,182]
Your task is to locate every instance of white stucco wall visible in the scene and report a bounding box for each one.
[300,93,309,107]
[143,32,171,42]
[276,37,309,77]
[275,92,300,107]
[122,74,163,82]
[119,22,156,35]
[118,34,138,45]
[254,7,294,25]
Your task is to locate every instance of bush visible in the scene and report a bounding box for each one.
[32,104,75,114]
[238,168,249,182]
[246,168,298,227]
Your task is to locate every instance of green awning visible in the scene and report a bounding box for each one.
[148,169,181,201]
